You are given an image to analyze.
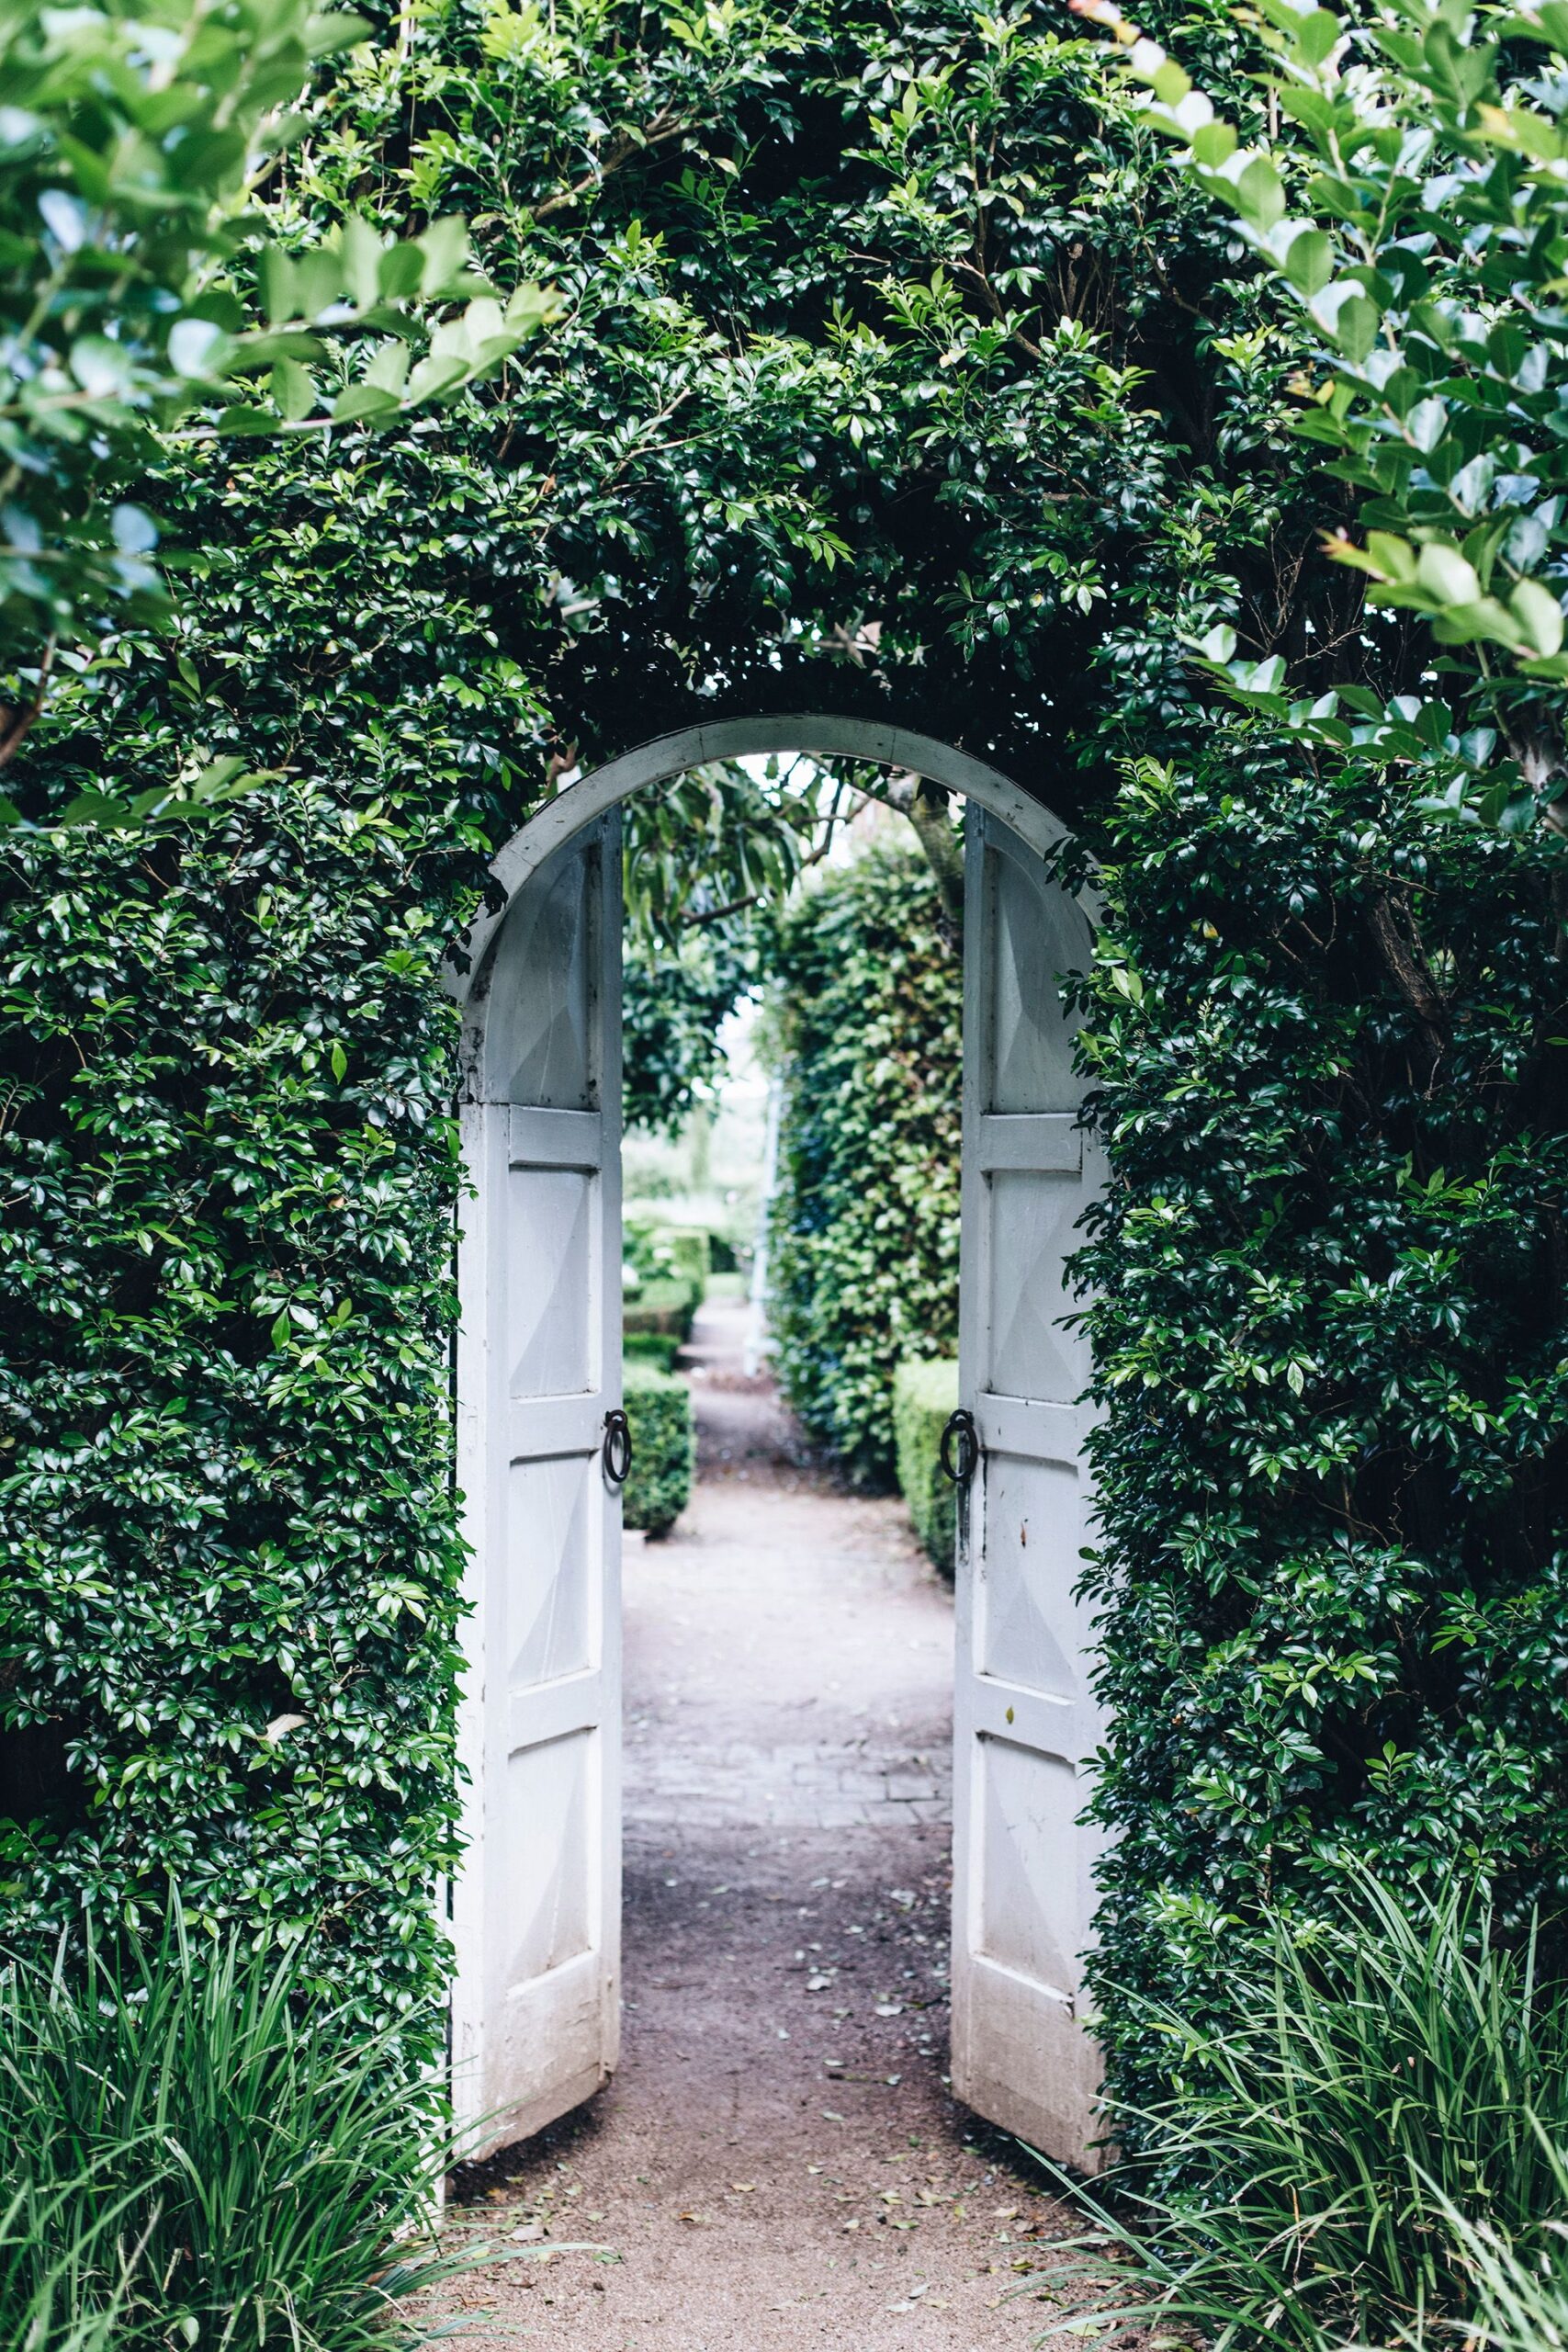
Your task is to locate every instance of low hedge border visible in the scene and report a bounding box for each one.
[621,1363,694,1540]
[893,1358,959,1578]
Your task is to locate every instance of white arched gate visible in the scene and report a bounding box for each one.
[449,719,1105,2165]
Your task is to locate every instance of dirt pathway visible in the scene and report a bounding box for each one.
[448,1300,1074,2350]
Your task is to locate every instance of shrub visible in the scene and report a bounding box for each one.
[625,1218,710,1294]
[622,1365,694,1539]
[658,1229,710,1295]
[624,1331,681,1374]
[623,1221,708,1343]
[893,1358,959,1577]
[1045,1871,1568,2352]
[767,839,962,1484]
[0,788,476,2062]
[622,1279,701,1344]
[1068,744,1568,2121]
[0,1912,459,2352]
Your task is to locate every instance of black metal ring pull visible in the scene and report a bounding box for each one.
[939,1407,980,1487]
[603,1408,633,1487]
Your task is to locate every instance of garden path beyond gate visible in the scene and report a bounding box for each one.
[448,718,1105,2167]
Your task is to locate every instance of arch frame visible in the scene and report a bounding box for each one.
[445,714,1076,1017]
[449,708,1109,2165]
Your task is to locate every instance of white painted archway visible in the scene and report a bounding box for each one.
[447,716,1107,2167]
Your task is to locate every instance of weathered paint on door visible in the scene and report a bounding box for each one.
[950,805,1105,2168]
[451,814,624,2154]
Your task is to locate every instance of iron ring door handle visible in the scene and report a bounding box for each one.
[603,1408,633,1487]
[939,1408,980,1486]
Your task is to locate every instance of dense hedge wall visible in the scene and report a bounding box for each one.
[0,778,481,2051]
[767,837,962,1484]
[1071,745,1568,2115]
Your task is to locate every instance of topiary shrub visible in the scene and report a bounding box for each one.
[621,1364,694,1539]
[767,837,962,1485]
[893,1358,960,1577]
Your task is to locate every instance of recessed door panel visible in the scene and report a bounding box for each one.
[507,1454,594,1689]
[976,1451,1081,1697]
[504,1729,595,1984]
[987,1170,1086,1403]
[508,1167,597,1396]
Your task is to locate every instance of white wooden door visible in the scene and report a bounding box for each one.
[452,814,623,2156]
[951,806,1105,2169]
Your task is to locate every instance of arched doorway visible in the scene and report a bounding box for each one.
[446,718,1105,2168]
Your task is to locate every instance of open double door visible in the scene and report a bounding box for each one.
[453,799,1104,2165]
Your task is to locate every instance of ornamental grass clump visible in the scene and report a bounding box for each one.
[1035,1870,1568,2351]
[0,1913,463,2352]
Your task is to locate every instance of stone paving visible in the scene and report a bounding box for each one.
[446,1301,1077,2351]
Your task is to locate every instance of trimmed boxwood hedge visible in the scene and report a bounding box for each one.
[621,1365,694,1541]
[893,1359,959,1578]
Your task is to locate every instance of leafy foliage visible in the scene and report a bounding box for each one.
[892,1357,959,1577]
[768,835,962,1485]
[1067,738,1568,2117]
[0,1910,461,2352]
[1043,1871,1568,2352]
[621,761,845,1134]
[621,1363,694,1541]
[5,0,1563,2139]
[1083,0,1568,828]
[0,0,548,789]
[623,932,756,1137]
[0,767,483,2052]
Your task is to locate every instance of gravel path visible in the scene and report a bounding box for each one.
[446,1301,1076,2350]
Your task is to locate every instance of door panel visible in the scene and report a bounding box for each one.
[952,807,1104,2169]
[453,815,623,2156]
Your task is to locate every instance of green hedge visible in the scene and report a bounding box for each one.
[625,1219,710,1295]
[621,1365,694,1540]
[0,783,477,2061]
[1070,747,1568,2124]
[767,841,962,1484]
[623,1222,708,1344]
[624,1330,681,1374]
[622,1278,702,1343]
[893,1359,959,1578]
